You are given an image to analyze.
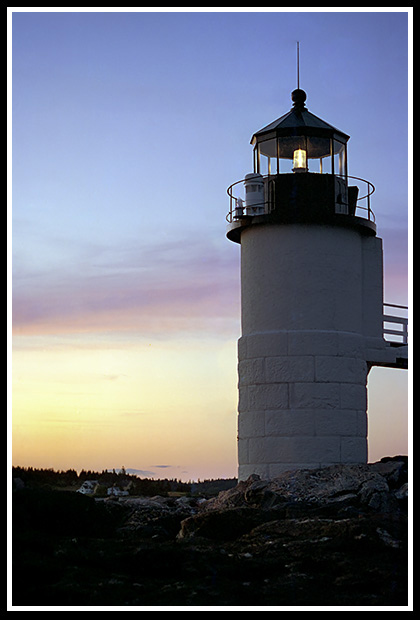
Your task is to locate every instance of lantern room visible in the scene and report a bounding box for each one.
[227,88,376,242]
[249,88,351,220]
[251,88,348,178]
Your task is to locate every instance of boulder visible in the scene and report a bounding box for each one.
[178,457,408,541]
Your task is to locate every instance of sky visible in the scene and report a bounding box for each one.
[9,8,411,482]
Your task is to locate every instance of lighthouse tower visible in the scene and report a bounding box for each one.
[227,88,407,481]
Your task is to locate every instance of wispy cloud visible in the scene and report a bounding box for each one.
[118,468,156,477]
[12,236,240,337]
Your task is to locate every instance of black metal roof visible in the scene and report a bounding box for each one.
[251,89,350,145]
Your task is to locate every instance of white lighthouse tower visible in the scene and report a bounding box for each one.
[227,88,408,481]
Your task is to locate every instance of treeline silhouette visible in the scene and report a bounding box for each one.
[12,466,237,496]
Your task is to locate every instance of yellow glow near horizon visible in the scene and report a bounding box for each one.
[367,366,409,463]
[12,334,239,480]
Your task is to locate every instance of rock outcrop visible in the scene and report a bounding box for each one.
[178,457,408,541]
[12,457,409,608]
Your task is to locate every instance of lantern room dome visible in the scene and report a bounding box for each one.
[251,88,350,157]
[251,88,350,174]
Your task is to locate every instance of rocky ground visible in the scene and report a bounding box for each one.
[12,456,409,608]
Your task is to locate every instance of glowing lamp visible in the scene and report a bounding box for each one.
[293,148,307,172]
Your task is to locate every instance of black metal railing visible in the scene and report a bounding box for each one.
[226,173,375,224]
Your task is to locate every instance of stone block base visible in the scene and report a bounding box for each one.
[237,330,369,480]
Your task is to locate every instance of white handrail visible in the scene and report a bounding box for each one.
[383,304,408,345]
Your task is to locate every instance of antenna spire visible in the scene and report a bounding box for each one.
[297,41,300,89]
[292,42,307,109]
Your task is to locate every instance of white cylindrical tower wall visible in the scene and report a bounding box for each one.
[237,223,382,481]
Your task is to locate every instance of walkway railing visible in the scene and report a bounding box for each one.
[226,174,375,223]
[383,303,408,345]
[340,174,375,222]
